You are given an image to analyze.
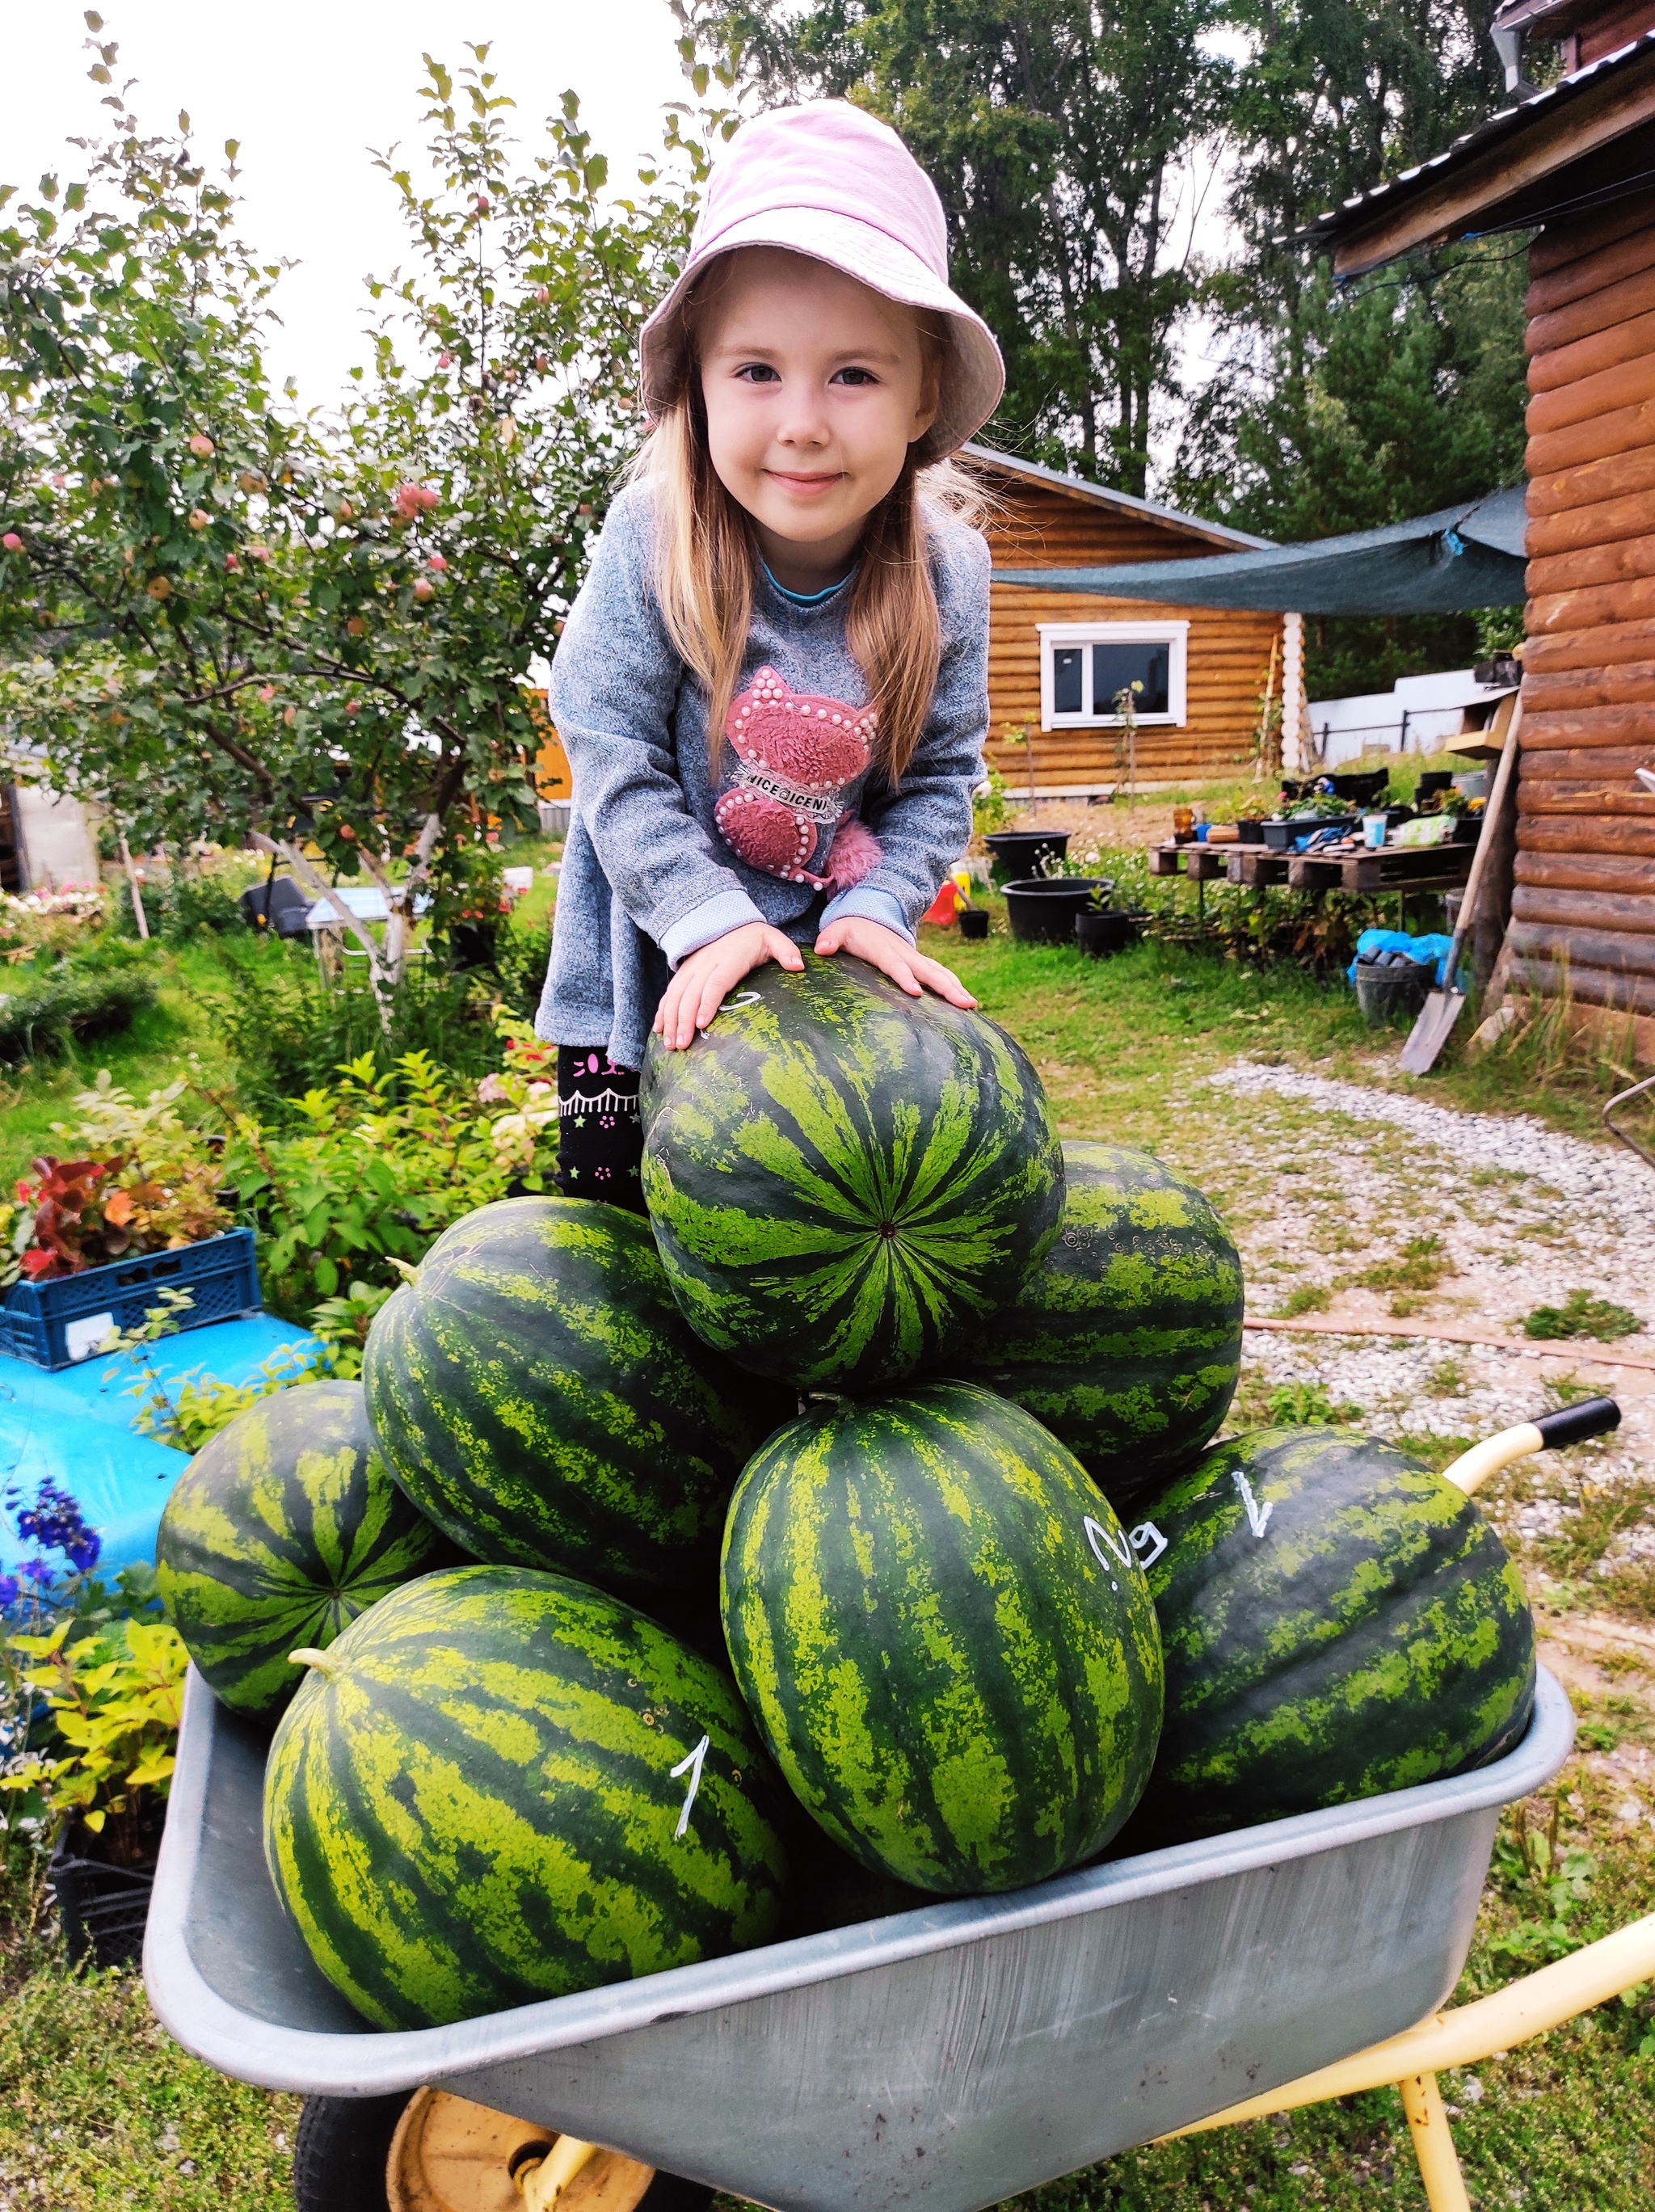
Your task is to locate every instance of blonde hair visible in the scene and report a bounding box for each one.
[630,261,988,786]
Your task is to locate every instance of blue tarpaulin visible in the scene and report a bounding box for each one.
[995,486,1527,615]
[1348,929,1465,988]
[0,1314,322,1579]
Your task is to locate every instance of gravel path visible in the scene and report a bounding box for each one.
[1160,1058,1655,1585]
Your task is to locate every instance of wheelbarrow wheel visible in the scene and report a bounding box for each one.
[294,2087,715,2212]
[293,2092,409,2210]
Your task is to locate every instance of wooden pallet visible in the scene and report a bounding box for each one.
[1286,844,1476,894]
[1148,842,1230,879]
[1226,849,1293,887]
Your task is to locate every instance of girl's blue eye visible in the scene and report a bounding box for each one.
[735,363,781,383]
[831,366,878,386]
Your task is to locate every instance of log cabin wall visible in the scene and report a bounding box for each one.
[973,469,1284,793]
[1518,182,1655,1023]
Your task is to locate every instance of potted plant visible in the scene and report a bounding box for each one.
[0,1505,187,1968]
[2,1074,255,1369]
[1075,882,1139,958]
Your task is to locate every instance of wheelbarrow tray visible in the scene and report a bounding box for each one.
[145,1665,1573,2212]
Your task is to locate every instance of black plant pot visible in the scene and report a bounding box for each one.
[983,829,1070,882]
[1236,819,1266,845]
[958,908,990,941]
[1075,908,1139,958]
[50,1819,158,1968]
[1002,878,1112,946]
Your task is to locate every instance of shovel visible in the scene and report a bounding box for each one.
[1398,697,1523,1076]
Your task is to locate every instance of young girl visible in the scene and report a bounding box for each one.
[537,100,1005,1212]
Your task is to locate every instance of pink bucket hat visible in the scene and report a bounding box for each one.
[639,101,1004,462]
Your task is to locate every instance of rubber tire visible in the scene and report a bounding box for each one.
[293,2092,408,2212]
[293,2092,717,2212]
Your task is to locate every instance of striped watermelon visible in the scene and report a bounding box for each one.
[639,953,1063,1393]
[954,1142,1243,1511]
[1131,1426,1536,1842]
[264,1564,789,2029]
[721,1380,1164,1894]
[362,1196,790,1595]
[155,1380,452,1719]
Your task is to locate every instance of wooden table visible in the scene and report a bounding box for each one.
[1148,836,1476,935]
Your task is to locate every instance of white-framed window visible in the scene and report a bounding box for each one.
[1038,621,1190,731]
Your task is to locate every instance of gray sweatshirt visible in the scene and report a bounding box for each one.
[536,481,991,1070]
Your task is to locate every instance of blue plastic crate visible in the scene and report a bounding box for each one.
[0,1228,262,1371]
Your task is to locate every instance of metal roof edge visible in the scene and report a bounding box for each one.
[1291,32,1655,250]
[962,442,1274,552]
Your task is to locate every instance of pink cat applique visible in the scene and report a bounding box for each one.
[714,667,883,890]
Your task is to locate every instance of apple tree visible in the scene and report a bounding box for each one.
[0,15,726,1011]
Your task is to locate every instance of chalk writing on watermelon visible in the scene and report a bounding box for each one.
[1129,1521,1168,1570]
[1084,1515,1132,1590]
[1232,1470,1274,1540]
[671,1733,711,1839]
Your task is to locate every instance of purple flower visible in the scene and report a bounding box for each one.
[13,1480,101,1575]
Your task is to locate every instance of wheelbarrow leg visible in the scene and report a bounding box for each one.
[1396,2071,1470,2212]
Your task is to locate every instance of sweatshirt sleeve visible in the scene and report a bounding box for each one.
[547,489,766,963]
[819,522,989,942]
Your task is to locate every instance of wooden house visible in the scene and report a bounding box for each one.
[964,446,1291,795]
[1303,2,1655,1050]
[530,456,1291,807]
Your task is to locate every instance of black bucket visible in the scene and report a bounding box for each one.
[1354,957,1431,1028]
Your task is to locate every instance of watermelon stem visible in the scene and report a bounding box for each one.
[288,1646,343,1678]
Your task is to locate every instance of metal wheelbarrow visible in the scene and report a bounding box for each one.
[143,1412,1655,2212]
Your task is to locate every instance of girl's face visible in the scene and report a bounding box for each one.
[697,246,938,581]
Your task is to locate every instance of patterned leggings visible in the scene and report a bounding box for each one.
[553,1047,646,1216]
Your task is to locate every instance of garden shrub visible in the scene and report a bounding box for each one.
[0,945,158,1064]
[221,1032,558,1320]
[0,1616,186,1861]
[219,938,522,1116]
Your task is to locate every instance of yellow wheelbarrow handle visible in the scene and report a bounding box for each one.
[1439,1396,1619,1497]
[1157,1899,1655,2206]
[1160,1391,1632,2208]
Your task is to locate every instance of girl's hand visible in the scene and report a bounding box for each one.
[654,921,805,1050]
[815,914,978,1009]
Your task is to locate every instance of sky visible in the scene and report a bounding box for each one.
[1,1,693,404]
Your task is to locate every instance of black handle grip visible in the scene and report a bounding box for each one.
[1533,1397,1621,1450]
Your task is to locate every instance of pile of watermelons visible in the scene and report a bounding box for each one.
[157,954,1537,2031]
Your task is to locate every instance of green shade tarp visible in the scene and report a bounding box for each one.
[994,486,1527,614]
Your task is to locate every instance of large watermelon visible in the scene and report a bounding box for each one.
[954,1142,1243,1510]
[1131,1426,1536,1843]
[721,1380,1164,1893]
[155,1380,452,1719]
[362,1196,789,1595]
[639,954,1063,1393]
[264,1565,790,2029]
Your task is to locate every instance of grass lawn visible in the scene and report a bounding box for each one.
[0,883,1651,2209]
[1,938,242,1186]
